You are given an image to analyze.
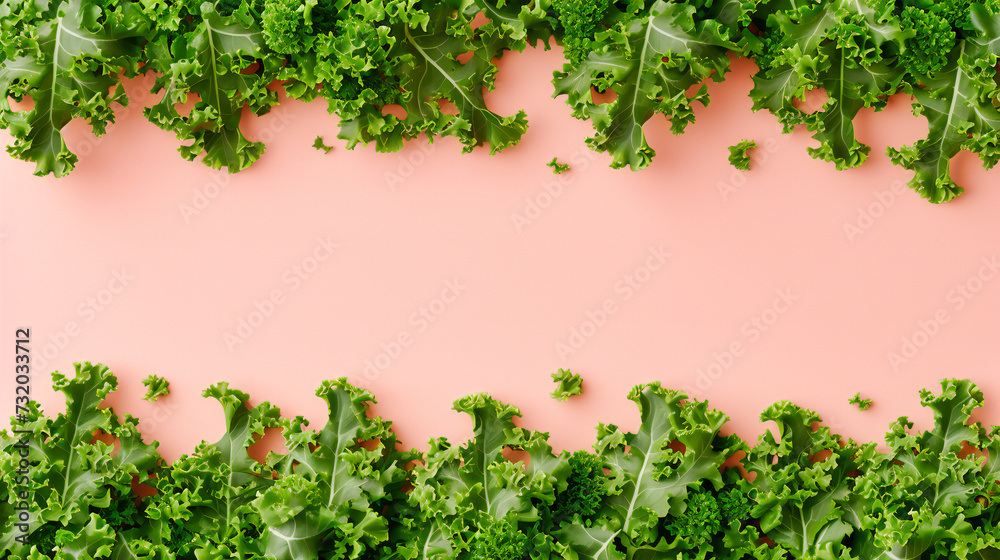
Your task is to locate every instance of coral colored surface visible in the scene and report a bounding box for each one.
[3,48,1000,462]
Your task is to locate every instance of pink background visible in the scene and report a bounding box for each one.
[3,47,1000,461]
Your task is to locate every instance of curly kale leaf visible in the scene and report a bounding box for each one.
[728,139,756,170]
[0,0,151,176]
[664,490,721,547]
[748,0,907,170]
[555,384,737,560]
[803,41,905,169]
[264,379,411,560]
[551,368,583,400]
[252,474,343,560]
[886,4,1000,203]
[469,515,528,560]
[849,392,873,410]
[0,363,161,558]
[466,0,556,48]
[260,0,307,54]
[899,5,956,78]
[718,486,753,526]
[747,401,871,558]
[554,0,738,170]
[312,135,334,153]
[142,1,281,173]
[400,394,543,558]
[552,0,612,63]
[387,0,529,155]
[856,379,1000,559]
[283,0,407,152]
[141,375,169,402]
[547,157,570,174]
[552,450,607,520]
[143,382,281,558]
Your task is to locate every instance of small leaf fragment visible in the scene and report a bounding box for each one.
[551,368,583,401]
[547,157,570,174]
[313,136,335,154]
[728,140,757,171]
[142,375,170,402]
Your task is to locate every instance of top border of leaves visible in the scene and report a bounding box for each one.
[3,0,1000,203]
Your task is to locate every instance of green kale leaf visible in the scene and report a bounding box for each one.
[728,139,756,170]
[551,368,582,400]
[848,392,872,410]
[141,375,169,402]
[0,0,151,176]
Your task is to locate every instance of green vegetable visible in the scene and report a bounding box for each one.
[388,1,529,155]
[718,486,753,525]
[547,157,570,174]
[144,381,280,558]
[312,136,335,154]
[0,363,161,559]
[664,490,721,546]
[550,368,583,400]
[554,0,738,171]
[468,515,528,560]
[663,485,755,548]
[4,363,1000,560]
[141,1,279,173]
[728,140,757,170]
[886,3,1000,203]
[0,0,150,177]
[141,374,169,402]
[849,391,872,410]
[555,384,739,559]
[855,379,1000,558]
[551,0,612,64]
[746,401,869,558]
[5,0,1000,202]
[551,450,606,519]
[260,0,307,55]
[899,6,956,78]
